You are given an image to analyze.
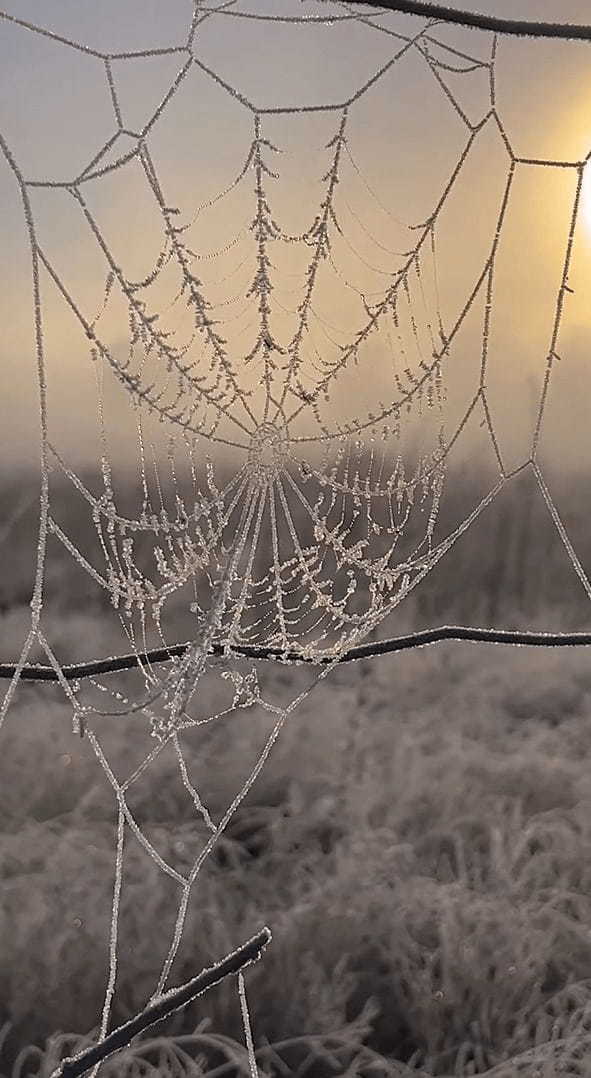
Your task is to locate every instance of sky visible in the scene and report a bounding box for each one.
[1,0,591,489]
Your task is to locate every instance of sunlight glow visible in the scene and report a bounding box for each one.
[581,164,591,234]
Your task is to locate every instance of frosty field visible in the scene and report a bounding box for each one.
[2,471,591,1077]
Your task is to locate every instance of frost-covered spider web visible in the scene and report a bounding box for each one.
[3,0,591,1073]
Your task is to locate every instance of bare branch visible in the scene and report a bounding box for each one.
[51,927,272,1078]
[4,625,591,684]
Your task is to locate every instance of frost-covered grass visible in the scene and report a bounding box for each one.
[3,596,591,1077]
[3,467,591,1076]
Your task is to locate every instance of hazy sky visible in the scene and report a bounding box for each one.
[2,0,591,483]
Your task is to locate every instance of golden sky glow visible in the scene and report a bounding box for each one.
[1,0,591,485]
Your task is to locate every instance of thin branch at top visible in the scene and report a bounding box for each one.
[51,927,272,1078]
[338,0,591,41]
[4,625,591,684]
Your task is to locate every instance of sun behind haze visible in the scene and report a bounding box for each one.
[1,0,591,486]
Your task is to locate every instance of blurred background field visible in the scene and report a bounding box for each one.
[2,467,591,1077]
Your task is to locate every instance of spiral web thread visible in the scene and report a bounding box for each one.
[2,1,591,1074]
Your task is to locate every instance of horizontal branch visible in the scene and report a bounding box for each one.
[4,625,591,683]
[346,0,591,41]
[51,927,272,1078]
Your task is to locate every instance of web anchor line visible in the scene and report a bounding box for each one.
[5,625,591,683]
[4,4,591,1075]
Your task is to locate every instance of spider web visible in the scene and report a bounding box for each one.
[1,1,591,1073]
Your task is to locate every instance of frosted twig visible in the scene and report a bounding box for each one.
[50,927,272,1078]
